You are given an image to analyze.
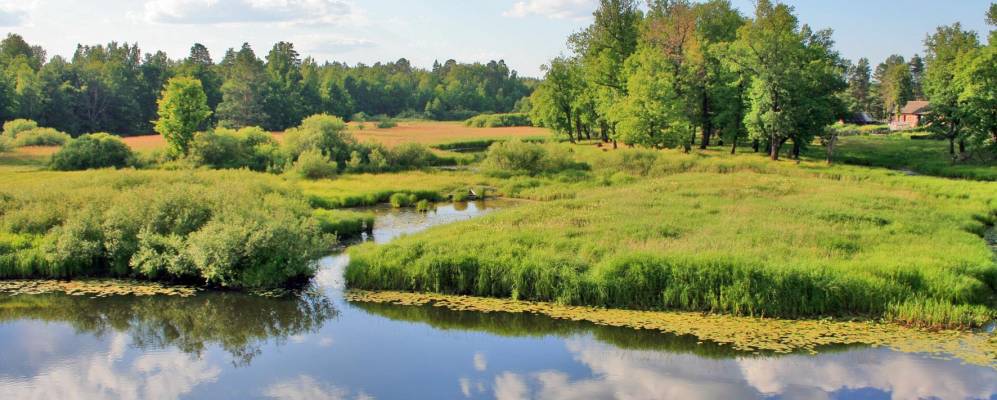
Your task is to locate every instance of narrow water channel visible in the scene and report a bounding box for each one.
[1,201,995,400]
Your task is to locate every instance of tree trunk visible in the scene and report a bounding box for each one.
[690,128,696,148]
[948,137,955,156]
[826,135,837,164]
[752,139,759,153]
[770,139,780,160]
[791,139,801,160]
[730,129,738,155]
[958,139,966,155]
[700,94,712,149]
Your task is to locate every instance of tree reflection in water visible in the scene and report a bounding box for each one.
[0,289,336,366]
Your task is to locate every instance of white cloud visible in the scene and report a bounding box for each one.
[473,352,488,372]
[0,1,36,26]
[264,375,372,400]
[142,0,367,26]
[494,372,529,400]
[503,0,595,20]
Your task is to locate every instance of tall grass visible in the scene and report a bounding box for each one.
[347,158,997,328]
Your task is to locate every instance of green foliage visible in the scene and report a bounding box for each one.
[805,134,997,181]
[50,133,134,171]
[188,127,282,171]
[10,127,71,147]
[2,118,38,138]
[482,141,582,176]
[465,113,532,128]
[374,115,398,128]
[0,169,331,289]
[155,76,212,156]
[292,148,338,180]
[283,114,353,165]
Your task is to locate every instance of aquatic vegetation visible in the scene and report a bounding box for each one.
[0,279,199,297]
[347,290,997,369]
[312,209,375,239]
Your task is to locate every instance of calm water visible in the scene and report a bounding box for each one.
[1,201,995,400]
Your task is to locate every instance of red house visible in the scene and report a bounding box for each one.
[890,101,930,130]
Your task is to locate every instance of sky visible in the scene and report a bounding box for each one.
[0,0,992,77]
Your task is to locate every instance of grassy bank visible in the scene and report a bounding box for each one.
[347,147,997,328]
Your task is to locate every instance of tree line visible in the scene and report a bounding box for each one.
[0,35,535,136]
[529,0,996,161]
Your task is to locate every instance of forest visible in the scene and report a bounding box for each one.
[0,36,534,135]
[527,0,996,163]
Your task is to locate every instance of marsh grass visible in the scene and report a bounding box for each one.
[312,209,375,239]
[347,148,997,328]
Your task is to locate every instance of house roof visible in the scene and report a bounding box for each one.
[900,101,930,115]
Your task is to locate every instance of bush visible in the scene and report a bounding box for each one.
[12,127,71,147]
[312,209,374,239]
[189,127,282,171]
[50,133,134,171]
[376,119,398,129]
[2,119,38,138]
[388,143,437,169]
[293,149,338,180]
[0,169,331,289]
[482,140,582,176]
[283,114,354,166]
[464,113,532,128]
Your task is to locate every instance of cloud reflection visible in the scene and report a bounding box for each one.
[490,338,997,400]
[0,333,221,400]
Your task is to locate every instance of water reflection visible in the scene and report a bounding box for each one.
[0,290,336,366]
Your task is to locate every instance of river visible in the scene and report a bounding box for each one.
[1,201,995,400]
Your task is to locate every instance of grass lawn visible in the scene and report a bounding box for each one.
[347,145,997,328]
[807,134,997,181]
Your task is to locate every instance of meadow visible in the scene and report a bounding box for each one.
[807,133,997,181]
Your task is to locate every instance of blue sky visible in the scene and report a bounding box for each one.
[0,0,991,77]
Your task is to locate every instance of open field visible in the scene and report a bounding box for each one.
[6,121,552,159]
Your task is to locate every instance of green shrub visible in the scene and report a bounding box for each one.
[482,140,583,176]
[50,133,134,171]
[464,113,532,128]
[374,115,398,129]
[188,127,282,171]
[0,169,331,289]
[415,199,432,212]
[12,127,71,147]
[2,119,38,138]
[283,114,354,166]
[292,149,338,180]
[389,143,437,169]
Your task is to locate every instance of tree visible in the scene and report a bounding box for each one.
[908,54,925,99]
[731,0,843,160]
[847,58,872,113]
[923,23,980,157]
[876,55,913,118]
[177,43,223,118]
[216,44,269,128]
[529,57,583,142]
[951,5,997,158]
[155,76,211,156]
[263,41,305,130]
